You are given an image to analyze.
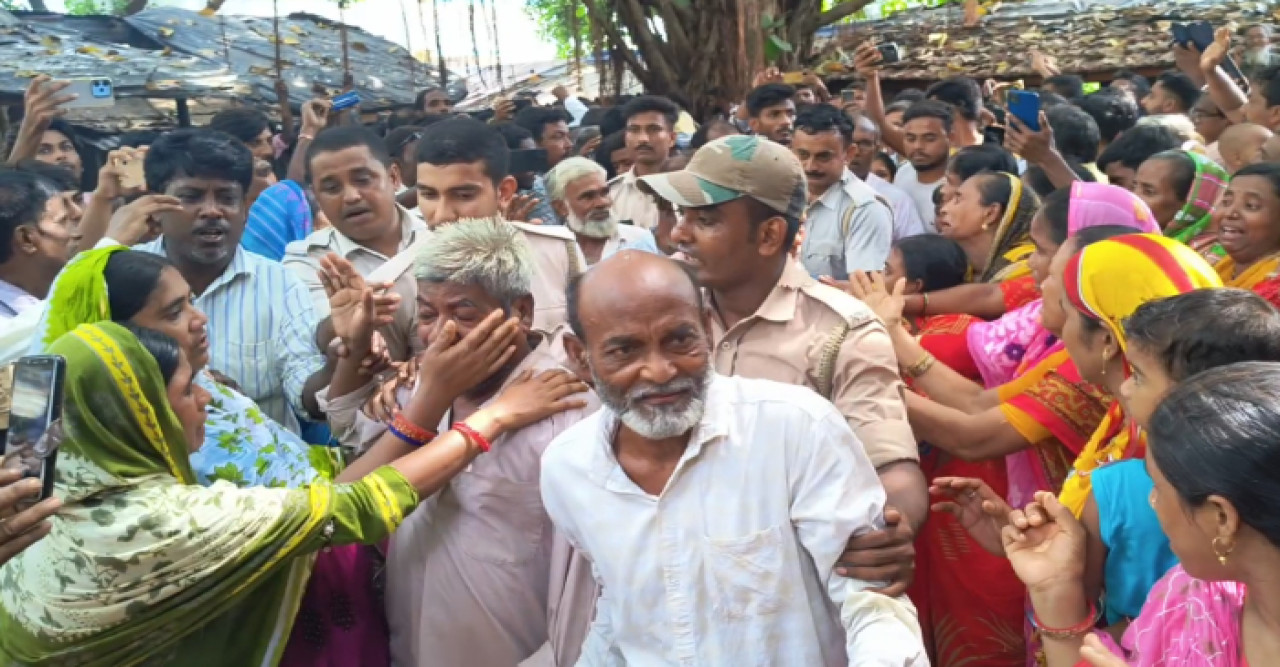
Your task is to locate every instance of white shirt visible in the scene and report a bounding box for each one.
[891,162,943,233]
[541,374,927,667]
[608,170,661,231]
[594,224,661,264]
[866,173,927,241]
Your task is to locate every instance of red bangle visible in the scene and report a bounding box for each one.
[390,414,436,446]
[454,422,491,453]
[1030,600,1099,640]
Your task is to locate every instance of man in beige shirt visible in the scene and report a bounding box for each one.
[283,126,429,363]
[415,117,586,332]
[608,96,680,230]
[641,134,927,595]
[320,219,598,667]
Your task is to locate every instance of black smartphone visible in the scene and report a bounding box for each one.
[1171,22,1192,48]
[2,355,66,504]
[509,148,549,175]
[877,43,902,65]
[512,98,534,113]
[1186,21,1248,86]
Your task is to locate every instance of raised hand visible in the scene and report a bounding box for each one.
[1200,27,1232,73]
[1005,111,1055,165]
[22,76,75,130]
[0,469,60,566]
[852,42,883,77]
[107,194,183,246]
[485,369,589,432]
[301,99,332,136]
[96,146,148,201]
[416,311,521,401]
[317,253,399,355]
[1002,491,1087,593]
[502,193,539,223]
[849,271,906,329]
[929,476,1012,556]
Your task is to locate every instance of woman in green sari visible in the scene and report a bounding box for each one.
[0,322,585,666]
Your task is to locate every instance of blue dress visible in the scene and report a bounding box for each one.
[1093,459,1179,625]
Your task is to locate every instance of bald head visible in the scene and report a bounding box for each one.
[1220,122,1273,174]
[568,250,703,343]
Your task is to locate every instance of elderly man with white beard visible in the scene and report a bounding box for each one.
[540,250,928,666]
[545,157,660,265]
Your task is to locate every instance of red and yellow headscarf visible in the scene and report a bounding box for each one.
[1058,233,1222,515]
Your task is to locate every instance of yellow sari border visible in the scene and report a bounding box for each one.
[71,325,194,485]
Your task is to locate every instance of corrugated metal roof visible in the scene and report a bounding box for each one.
[812,0,1278,81]
[1,7,428,133]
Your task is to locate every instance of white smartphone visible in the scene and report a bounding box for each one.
[61,77,116,109]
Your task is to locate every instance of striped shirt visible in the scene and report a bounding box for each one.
[137,238,327,434]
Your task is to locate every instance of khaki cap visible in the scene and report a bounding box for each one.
[639,135,808,219]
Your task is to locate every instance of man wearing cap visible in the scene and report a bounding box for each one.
[641,134,926,594]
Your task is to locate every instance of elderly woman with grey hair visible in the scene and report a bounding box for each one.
[545,156,662,265]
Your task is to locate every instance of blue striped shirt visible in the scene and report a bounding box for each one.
[137,238,326,434]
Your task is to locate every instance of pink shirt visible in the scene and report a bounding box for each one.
[376,343,600,667]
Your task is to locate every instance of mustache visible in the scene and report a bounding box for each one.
[627,376,699,403]
[191,220,230,234]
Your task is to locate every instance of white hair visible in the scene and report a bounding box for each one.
[545,156,607,203]
[1136,114,1203,145]
[414,216,533,304]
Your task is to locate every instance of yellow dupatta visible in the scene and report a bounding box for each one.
[1214,253,1280,290]
[1057,234,1222,516]
[981,173,1037,283]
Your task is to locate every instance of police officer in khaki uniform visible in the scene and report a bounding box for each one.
[641,134,926,592]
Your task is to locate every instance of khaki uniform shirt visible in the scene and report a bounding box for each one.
[282,205,427,362]
[511,221,588,333]
[707,259,917,467]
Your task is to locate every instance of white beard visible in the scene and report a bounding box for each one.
[592,366,710,440]
[566,209,619,239]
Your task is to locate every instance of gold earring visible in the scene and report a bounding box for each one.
[1101,350,1109,377]
[1212,536,1234,566]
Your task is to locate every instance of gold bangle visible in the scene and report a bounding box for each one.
[921,292,930,316]
[904,352,937,378]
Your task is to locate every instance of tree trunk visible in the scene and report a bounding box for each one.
[433,0,446,86]
[26,0,51,10]
[122,0,147,15]
[580,0,874,118]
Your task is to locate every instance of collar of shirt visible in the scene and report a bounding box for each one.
[811,169,855,213]
[324,205,425,262]
[137,237,252,296]
[709,260,812,332]
[0,279,39,318]
[586,373,732,494]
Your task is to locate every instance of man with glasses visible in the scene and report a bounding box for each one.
[791,105,894,279]
[845,113,925,241]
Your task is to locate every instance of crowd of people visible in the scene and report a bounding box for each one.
[1,16,1280,667]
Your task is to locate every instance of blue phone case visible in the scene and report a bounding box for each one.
[331,91,361,112]
[1007,91,1041,132]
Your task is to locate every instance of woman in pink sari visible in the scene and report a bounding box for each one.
[1005,362,1280,667]
[967,183,1159,508]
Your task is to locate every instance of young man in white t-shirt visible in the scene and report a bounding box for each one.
[892,101,953,232]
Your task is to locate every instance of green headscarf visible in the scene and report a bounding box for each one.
[0,322,416,666]
[38,245,128,350]
[1163,150,1229,256]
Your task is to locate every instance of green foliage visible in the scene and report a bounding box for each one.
[877,0,962,18]
[525,0,592,61]
[64,0,133,14]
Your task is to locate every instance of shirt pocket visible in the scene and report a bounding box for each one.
[218,341,270,405]
[801,240,847,280]
[702,524,787,620]
[451,471,547,565]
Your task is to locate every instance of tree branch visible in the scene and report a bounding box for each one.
[818,0,872,26]
[581,1,652,87]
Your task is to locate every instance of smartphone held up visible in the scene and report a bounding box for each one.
[1,356,66,508]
